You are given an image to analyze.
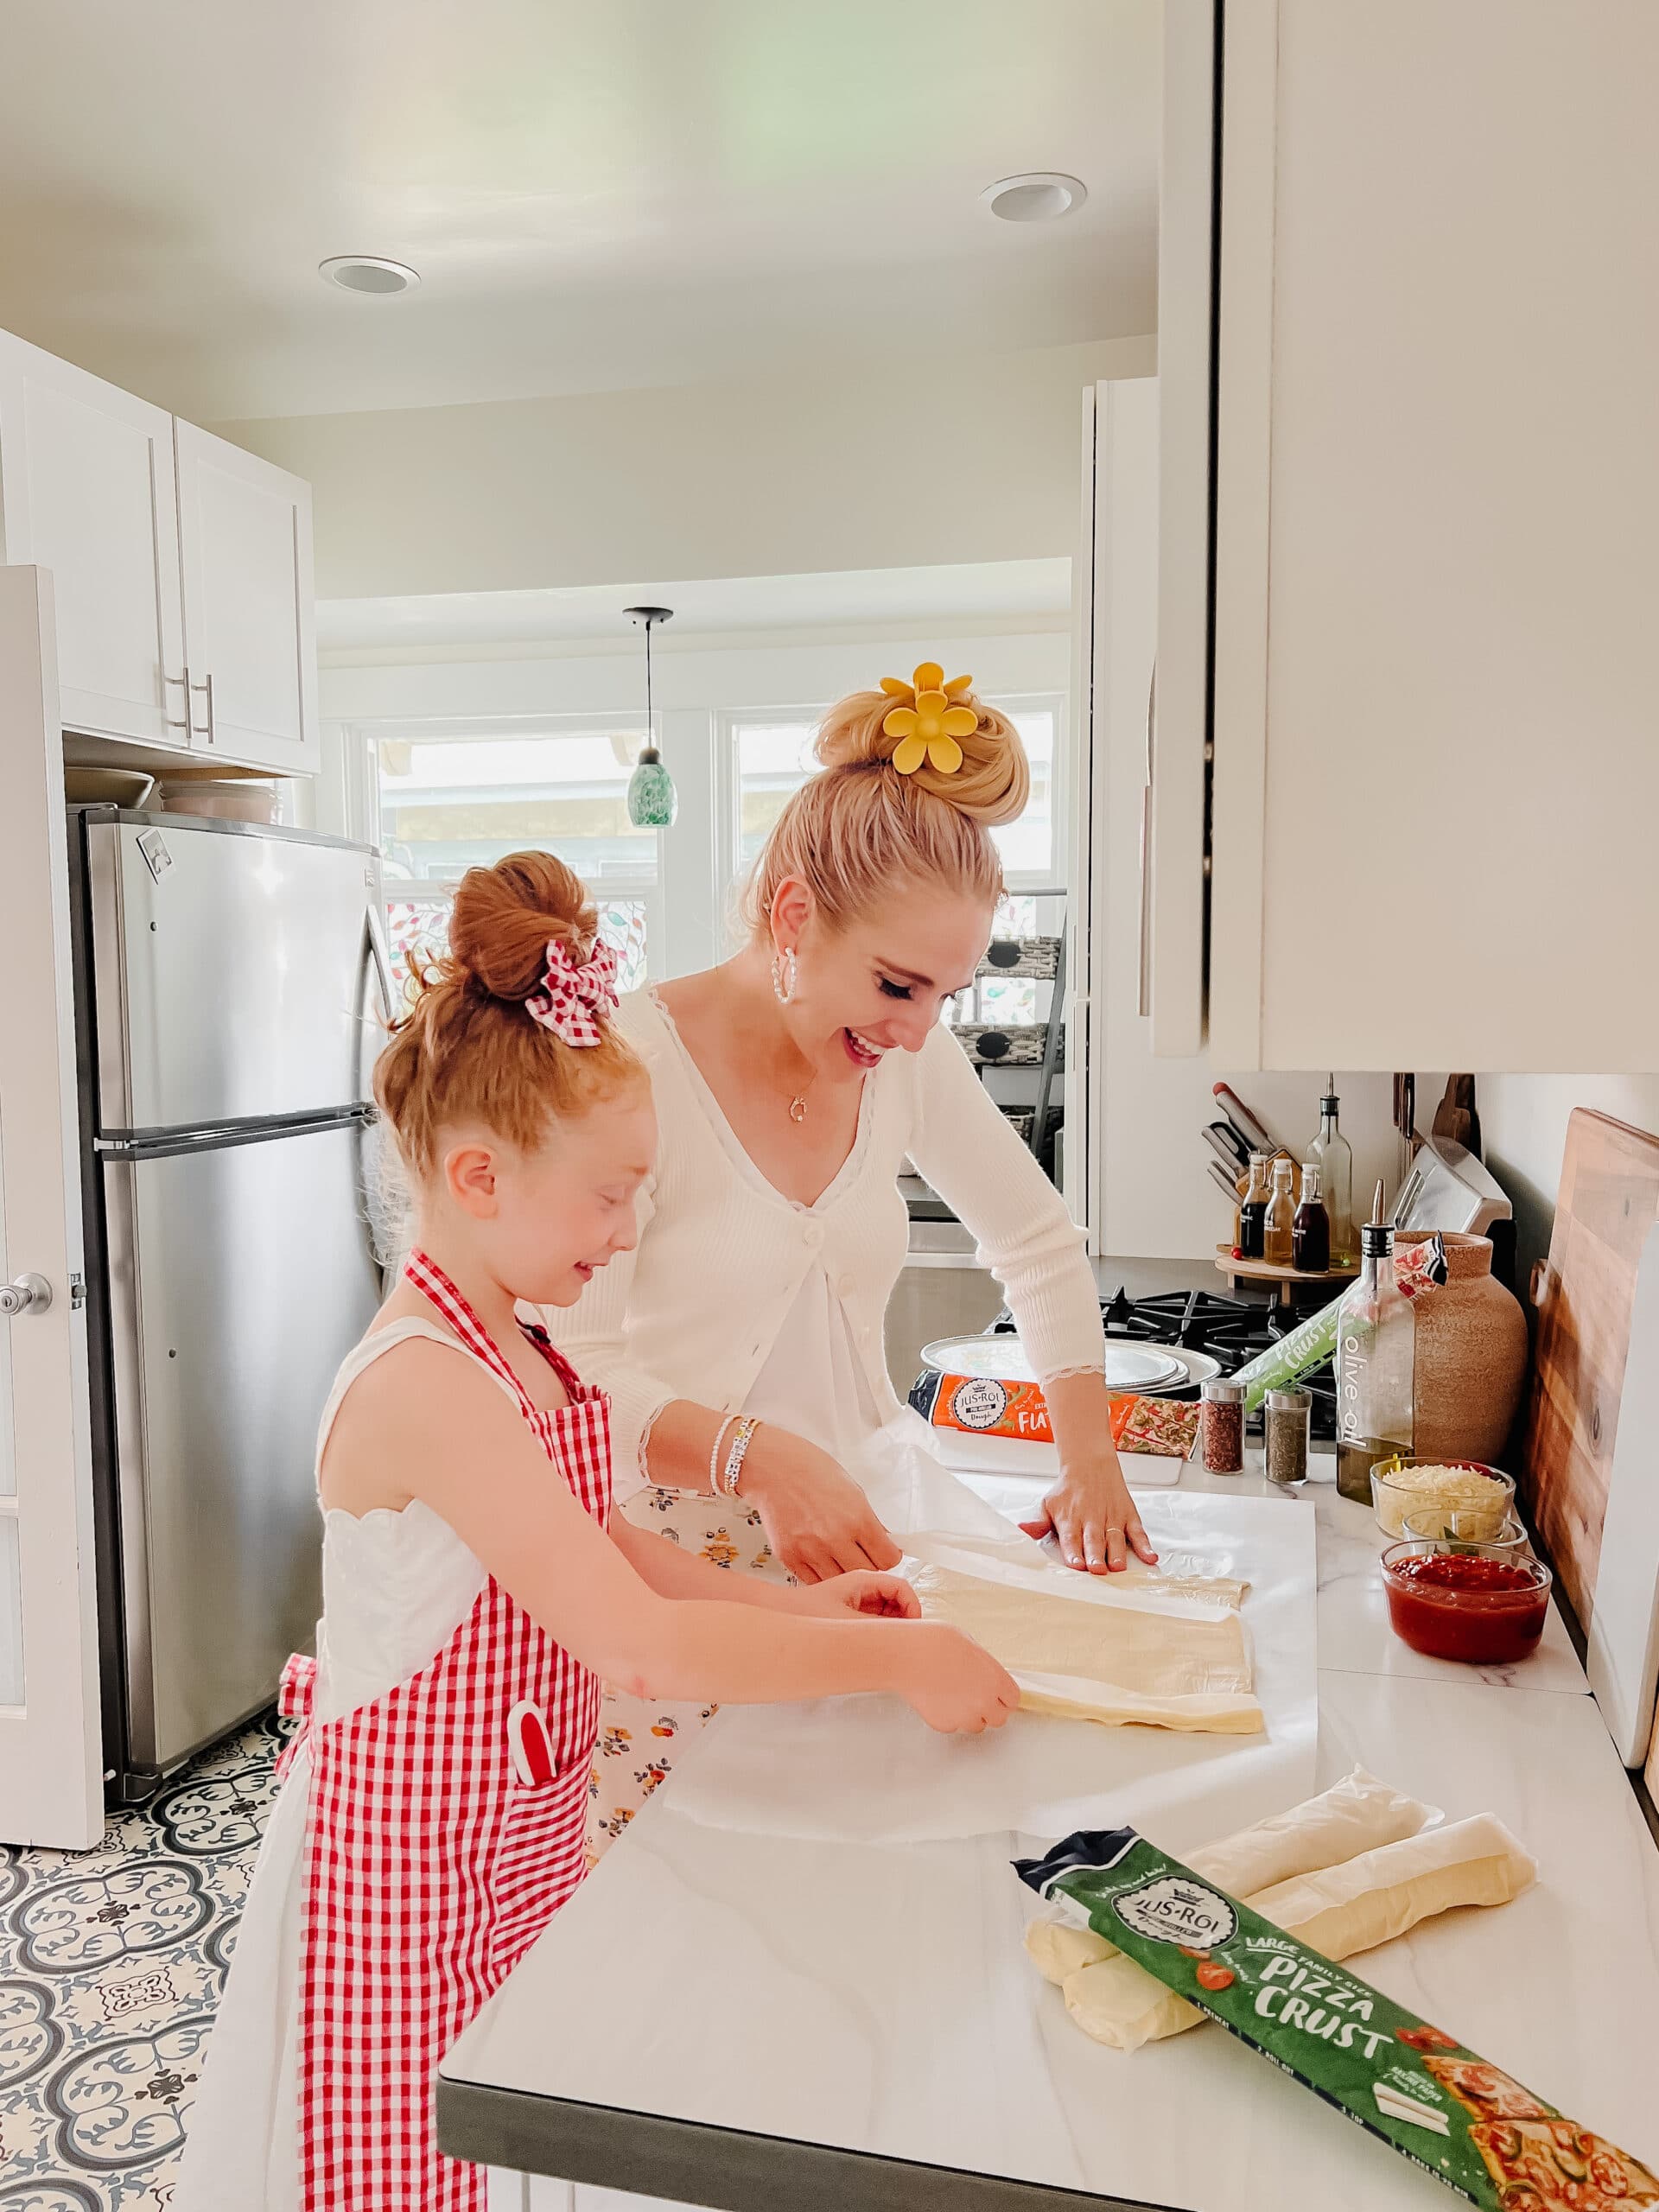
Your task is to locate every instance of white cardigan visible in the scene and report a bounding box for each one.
[541,988,1106,1494]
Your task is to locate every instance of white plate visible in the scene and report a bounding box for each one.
[1147,1344,1224,1391]
[918,1333,1186,1395]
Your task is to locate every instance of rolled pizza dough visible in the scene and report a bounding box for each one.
[1060,1812,1535,2051]
[1025,1767,1435,1985]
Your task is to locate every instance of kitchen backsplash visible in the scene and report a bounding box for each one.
[1100,1062,1447,1264]
[1481,1074,1659,1288]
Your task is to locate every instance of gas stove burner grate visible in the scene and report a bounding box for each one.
[990,1283,1338,1440]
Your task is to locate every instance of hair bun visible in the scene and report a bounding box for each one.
[812,683,1030,829]
[447,850,595,1001]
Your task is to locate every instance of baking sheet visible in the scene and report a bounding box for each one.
[667,1486,1319,1847]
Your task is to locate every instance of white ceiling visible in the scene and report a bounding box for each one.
[316,559,1073,657]
[0,0,1159,424]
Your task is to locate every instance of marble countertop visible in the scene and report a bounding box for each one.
[440,1456,1652,2211]
[968,1449,1590,1699]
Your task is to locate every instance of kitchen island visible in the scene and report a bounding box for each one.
[441,1459,1659,2212]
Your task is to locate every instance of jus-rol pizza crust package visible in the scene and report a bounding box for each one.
[1014,1829,1658,2209]
[912,1370,1200,1459]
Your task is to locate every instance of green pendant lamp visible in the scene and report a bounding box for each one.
[624,605,677,828]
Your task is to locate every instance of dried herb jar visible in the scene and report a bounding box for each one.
[1264,1388,1312,1490]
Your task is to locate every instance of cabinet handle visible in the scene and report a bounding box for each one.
[189,671,216,746]
[164,669,190,732]
[1136,663,1156,1018]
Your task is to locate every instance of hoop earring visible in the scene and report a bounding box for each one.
[770,947,798,1006]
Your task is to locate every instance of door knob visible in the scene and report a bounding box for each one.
[0,1274,52,1318]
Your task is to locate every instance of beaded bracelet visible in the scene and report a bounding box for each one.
[708,1414,737,1495]
[721,1415,760,1498]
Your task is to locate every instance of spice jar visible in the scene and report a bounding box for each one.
[1264,1388,1312,1490]
[1200,1378,1246,1475]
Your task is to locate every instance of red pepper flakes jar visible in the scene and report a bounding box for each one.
[1200,1378,1246,1475]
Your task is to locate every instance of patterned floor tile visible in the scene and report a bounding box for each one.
[0,1710,288,2209]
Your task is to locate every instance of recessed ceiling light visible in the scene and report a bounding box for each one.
[981,173,1088,224]
[318,255,421,296]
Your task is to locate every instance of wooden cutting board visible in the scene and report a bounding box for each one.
[1522,1109,1659,1630]
[1585,1223,1659,1764]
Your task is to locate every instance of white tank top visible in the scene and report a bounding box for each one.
[309,1317,524,1723]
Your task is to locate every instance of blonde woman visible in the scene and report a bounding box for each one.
[546,664,1154,1852]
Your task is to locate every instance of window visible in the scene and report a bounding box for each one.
[734,718,820,875]
[369,717,661,1001]
[385,889,650,1008]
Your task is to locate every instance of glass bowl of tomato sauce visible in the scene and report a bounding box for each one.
[1381,1539,1552,1665]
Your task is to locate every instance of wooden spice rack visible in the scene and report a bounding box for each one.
[1215,1245,1360,1306]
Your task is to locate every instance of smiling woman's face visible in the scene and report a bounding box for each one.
[774,879,995,1084]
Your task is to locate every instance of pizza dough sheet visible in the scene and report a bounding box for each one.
[1025,1768,1434,1985]
[912,1562,1252,1700]
[1016,1680,1263,1733]
[1060,1812,1535,2051]
[932,1531,1251,1612]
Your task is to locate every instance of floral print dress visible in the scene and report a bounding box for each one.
[585,1489,791,1860]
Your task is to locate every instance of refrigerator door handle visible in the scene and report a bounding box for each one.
[365,906,396,1027]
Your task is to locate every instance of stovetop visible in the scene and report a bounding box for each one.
[988,1285,1338,1439]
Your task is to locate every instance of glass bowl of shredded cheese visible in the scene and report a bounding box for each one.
[1370,1455,1516,1541]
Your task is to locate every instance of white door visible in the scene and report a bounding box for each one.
[0,569,105,1848]
[175,421,319,773]
[0,333,188,747]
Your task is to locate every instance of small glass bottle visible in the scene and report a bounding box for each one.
[1262,1158,1296,1268]
[1238,1154,1270,1262]
[1333,1222,1415,1503]
[1307,1084,1357,1267]
[1264,1388,1312,1490]
[1292,1162,1332,1273]
[1200,1378,1246,1474]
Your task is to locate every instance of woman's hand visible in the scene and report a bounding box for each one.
[1019,1457,1160,1574]
[741,1429,903,1584]
[895,1624,1020,1735]
[791,1570,920,1620]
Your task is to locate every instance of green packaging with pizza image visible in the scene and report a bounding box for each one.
[1014,1829,1657,2209]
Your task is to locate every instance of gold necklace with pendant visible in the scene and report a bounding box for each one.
[787,1073,817,1124]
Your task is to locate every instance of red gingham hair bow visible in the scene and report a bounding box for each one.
[524,936,620,1047]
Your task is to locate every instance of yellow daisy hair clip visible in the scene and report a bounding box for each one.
[880,661,978,776]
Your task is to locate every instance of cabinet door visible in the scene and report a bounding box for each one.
[0,570,104,1848]
[1150,0,1217,1058]
[1210,0,1659,1071]
[175,421,318,772]
[0,334,188,746]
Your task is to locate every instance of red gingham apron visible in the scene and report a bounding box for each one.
[276,1249,612,2212]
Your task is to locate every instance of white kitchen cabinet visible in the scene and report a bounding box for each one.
[175,420,319,772]
[1157,0,1659,1072]
[0,326,317,773]
[0,333,188,747]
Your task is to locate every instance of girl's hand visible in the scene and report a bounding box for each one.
[895,1624,1020,1735]
[791,1570,920,1620]
[741,1430,903,1584]
[1019,1458,1160,1574]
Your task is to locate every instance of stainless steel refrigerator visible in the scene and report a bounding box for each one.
[69,807,391,1801]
